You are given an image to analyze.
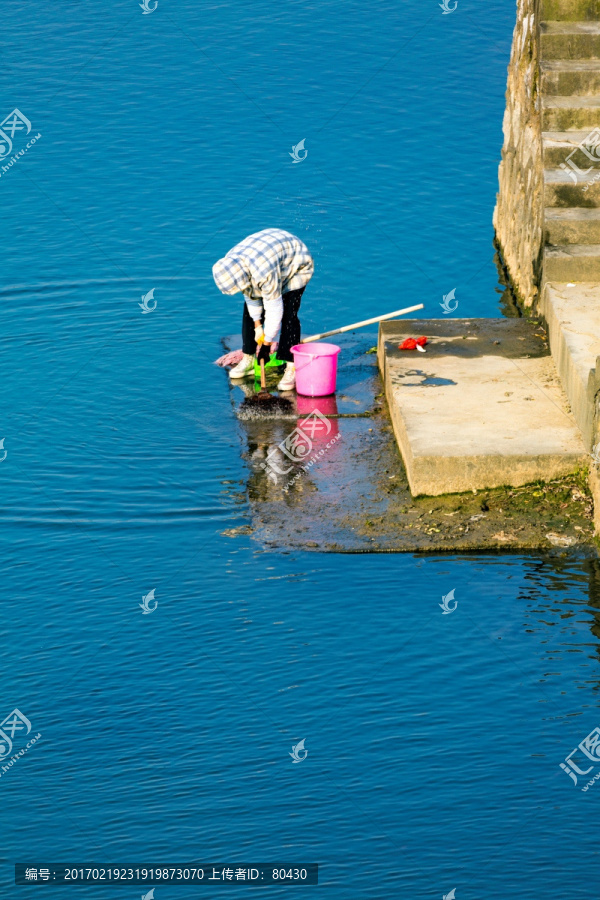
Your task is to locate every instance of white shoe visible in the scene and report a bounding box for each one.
[229,353,255,379]
[277,362,296,391]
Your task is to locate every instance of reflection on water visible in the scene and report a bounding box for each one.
[240,395,340,503]
[516,557,600,691]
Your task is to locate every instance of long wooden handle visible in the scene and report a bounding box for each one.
[301,303,424,344]
[259,358,267,389]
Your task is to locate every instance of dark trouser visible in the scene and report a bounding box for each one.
[242,287,305,364]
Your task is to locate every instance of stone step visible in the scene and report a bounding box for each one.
[542,59,600,94]
[543,130,600,168]
[377,319,586,497]
[544,242,600,280]
[545,206,600,242]
[542,94,600,129]
[541,282,600,447]
[543,0,600,19]
[541,21,600,59]
[544,166,600,205]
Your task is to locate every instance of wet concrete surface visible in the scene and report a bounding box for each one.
[221,333,597,554]
[380,316,551,360]
[378,318,588,496]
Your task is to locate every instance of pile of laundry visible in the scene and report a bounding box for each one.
[215,349,244,367]
[216,342,280,368]
[399,336,428,352]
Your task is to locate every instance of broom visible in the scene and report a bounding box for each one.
[239,357,293,414]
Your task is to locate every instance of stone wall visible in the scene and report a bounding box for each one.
[493,0,543,310]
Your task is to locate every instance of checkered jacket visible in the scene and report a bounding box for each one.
[212,229,313,341]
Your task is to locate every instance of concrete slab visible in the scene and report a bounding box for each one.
[542,0,600,21]
[542,60,600,94]
[542,94,600,129]
[541,21,600,60]
[543,131,600,168]
[541,282,600,445]
[545,207,600,243]
[544,242,600,280]
[544,166,600,207]
[378,318,587,497]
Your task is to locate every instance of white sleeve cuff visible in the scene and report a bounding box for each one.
[263,296,283,342]
[245,297,263,320]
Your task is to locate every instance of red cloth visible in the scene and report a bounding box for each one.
[398,336,428,350]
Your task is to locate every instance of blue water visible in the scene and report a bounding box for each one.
[2,0,600,896]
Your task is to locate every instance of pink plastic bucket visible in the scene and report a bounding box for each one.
[291,342,341,397]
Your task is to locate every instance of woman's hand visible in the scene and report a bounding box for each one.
[256,342,272,363]
[254,322,265,345]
